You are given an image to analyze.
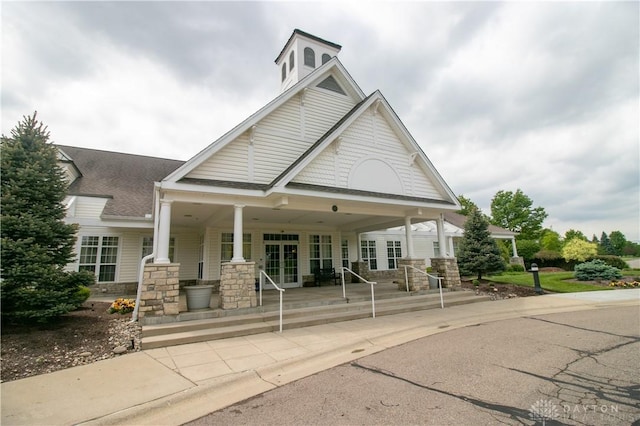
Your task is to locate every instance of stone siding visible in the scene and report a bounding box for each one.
[430,257,462,288]
[397,258,430,291]
[138,263,180,323]
[220,262,257,309]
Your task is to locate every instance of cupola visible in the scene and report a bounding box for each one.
[274,29,342,93]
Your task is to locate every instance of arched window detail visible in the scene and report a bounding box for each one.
[322,54,331,65]
[281,63,287,81]
[304,47,315,68]
[289,51,295,71]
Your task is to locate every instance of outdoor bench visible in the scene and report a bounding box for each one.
[313,267,340,286]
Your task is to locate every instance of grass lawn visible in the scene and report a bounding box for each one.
[485,271,613,293]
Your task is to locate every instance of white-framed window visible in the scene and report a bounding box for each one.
[387,241,402,269]
[221,233,252,262]
[310,234,332,273]
[304,47,315,67]
[322,53,331,64]
[281,63,287,81]
[79,236,119,282]
[289,51,295,70]
[341,239,349,268]
[361,240,377,270]
[433,241,440,257]
[141,236,175,262]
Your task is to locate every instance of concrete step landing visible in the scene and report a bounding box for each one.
[141,291,490,349]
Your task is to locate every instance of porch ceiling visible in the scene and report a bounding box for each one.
[170,199,450,233]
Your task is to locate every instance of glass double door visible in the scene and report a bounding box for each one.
[264,243,299,288]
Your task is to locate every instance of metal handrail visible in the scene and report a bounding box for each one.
[259,270,285,333]
[340,267,377,318]
[404,265,444,309]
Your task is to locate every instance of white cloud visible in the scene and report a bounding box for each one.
[2,1,638,241]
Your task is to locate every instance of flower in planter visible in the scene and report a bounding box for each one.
[108,298,135,314]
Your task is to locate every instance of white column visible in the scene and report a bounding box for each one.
[436,213,447,258]
[231,204,245,263]
[511,237,518,257]
[155,200,172,264]
[357,233,363,261]
[405,216,415,258]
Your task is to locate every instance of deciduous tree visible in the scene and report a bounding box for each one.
[490,189,547,240]
[561,239,597,262]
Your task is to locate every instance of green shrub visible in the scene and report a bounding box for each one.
[593,255,629,270]
[507,264,525,272]
[574,259,622,281]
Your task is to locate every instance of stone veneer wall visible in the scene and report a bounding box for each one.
[397,258,429,291]
[220,262,257,309]
[366,269,401,281]
[91,279,198,296]
[350,261,371,283]
[138,263,180,322]
[510,256,525,269]
[430,257,462,288]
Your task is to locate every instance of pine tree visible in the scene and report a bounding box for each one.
[1,113,93,323]
[598,232,614,255]
[457,207,506,280]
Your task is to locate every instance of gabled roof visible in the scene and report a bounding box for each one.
[57,145,184,218]
[163,57,365,183]
[269,90,459,206]
[443,212,518,237]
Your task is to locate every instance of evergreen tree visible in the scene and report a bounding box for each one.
[1,113,93,323]
[598,232,614,255]
[457,207,506,280]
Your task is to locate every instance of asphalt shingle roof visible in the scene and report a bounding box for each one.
[57,145,184,218]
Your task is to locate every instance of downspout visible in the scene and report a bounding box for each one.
[131,186,161,323]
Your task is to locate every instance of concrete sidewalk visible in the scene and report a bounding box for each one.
[2,289,638,426]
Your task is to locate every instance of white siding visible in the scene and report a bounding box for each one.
[177,232,200,280]
[186,134,250,181]
[293,111,445,200]
[73,197,108,218]
[303,88,355,141]
[185,88,356,185]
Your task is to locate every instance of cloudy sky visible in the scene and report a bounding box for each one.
[2,1,638,242]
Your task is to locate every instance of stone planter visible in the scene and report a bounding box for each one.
[184,285,214,311]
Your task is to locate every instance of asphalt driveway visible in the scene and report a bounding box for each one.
[188,305,640,425]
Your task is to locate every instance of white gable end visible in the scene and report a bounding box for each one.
[185,85,358,184]
[291,105,445,201]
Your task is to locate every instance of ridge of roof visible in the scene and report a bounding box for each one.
[57,145,184,218]
[269,92,376,188]
[163,57,365,183]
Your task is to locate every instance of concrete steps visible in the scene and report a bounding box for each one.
[141,291,491,349]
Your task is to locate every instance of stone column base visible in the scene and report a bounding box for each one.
[220,262,257,309]
[398,258,429,291]
[350,261,371,283]
[139,263,180,322]
[430,258,462,288]
[510,256,525,269]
